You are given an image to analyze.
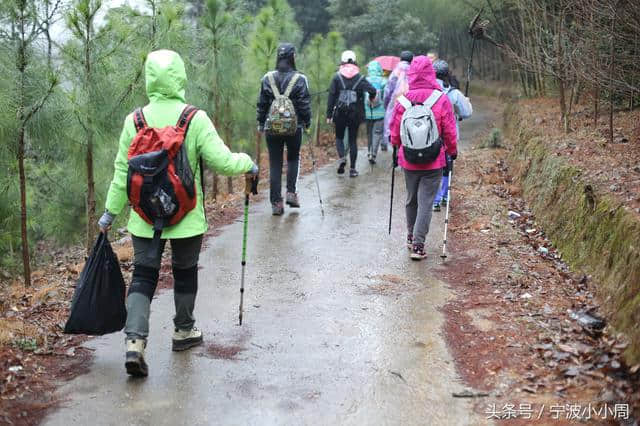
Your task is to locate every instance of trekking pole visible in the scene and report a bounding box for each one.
[308,116,325,217]
[238,174,258,326]
[441,168,453,259]
[388,146,397,235]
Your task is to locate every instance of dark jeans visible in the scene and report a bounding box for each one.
[334,115,360,169]
[124,235,203,340]
[266,129,302,204]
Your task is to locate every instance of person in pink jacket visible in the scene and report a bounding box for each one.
[390,55,458,260]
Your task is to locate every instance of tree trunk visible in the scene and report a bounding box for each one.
[225,122,233,195]
[255,130,262,169]
[18,125,31,288]
[86,134,96,252]
[212,173,219,201]
[594,85,600,126]
[608,3,618,144]
[17,9,31,287]
[84,15,96,254]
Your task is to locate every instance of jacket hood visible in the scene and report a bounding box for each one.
[407,55,439,91]
[276,42,296,71]
[367,61,383,77]
[339,63,360,79]
[145,50,186,102]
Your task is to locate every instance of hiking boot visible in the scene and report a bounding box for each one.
[337,160,346,175]
[349,168,359,178]
[433,202,441,212]
[172,327,203,352]
[368,156,376,165]
[125,338,148,377]
[410,243,427,261]
[407,234,414,250]
[441,198,448,207]
[272,201,284,216]
[285,192,300,208]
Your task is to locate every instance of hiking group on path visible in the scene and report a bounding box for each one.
[96,43,472,377]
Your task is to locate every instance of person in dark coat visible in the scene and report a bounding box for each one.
[257,43,312,215]
[326,50,377,178]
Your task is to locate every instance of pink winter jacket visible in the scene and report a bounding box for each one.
[390,56,458,171]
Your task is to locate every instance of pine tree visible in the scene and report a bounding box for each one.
[0,0,60,286]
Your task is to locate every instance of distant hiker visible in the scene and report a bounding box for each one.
[389,55,457,260]
[364,60,387,164]
[257,43,312,216]
[383,51,413,146]
[432,59,473,212]
[327,50,377,177]
[98,50,258,377]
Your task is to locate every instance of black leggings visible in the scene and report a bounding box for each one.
[334,116,360,168]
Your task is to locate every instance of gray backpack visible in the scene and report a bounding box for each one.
[265,72,301,136]
[398,90,443,164]
[335,74,364,116]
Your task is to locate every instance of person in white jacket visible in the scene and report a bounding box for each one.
[432,59,472,211]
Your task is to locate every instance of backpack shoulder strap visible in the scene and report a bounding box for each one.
[352,75,364,91]
[424,90,443,109]
[337,73,346,90]
[283,73,301,98]
[133,108,147,132]
[267,72,281,97]
[397,95,412,110]
[176,105,199,134]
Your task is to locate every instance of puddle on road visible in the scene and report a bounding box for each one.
[196,342,246,360]
[360,273,417,296]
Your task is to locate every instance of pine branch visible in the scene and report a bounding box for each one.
[22,77,57,125]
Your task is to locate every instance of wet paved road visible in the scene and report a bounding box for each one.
[45,102,493,426]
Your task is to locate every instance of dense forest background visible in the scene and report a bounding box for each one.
[0,0,638,286]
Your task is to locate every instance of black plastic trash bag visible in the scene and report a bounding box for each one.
[64,233,127,335]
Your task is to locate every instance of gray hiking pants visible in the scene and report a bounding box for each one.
[404,169,442,245]
[366,119,384,159]
[124,235,203,340]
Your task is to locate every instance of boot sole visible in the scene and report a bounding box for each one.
[172,336,204,352]
[410,253,427,261]
[285,201,300,208]
[125,354,148,377]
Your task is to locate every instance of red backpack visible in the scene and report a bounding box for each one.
[126,105,199,245]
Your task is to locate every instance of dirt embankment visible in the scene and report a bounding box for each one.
[435,95,639,422]
[504,102,640,365]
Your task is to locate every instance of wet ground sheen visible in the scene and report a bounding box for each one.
[44,107,491,426]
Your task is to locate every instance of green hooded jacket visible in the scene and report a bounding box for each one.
[104,50,254,239]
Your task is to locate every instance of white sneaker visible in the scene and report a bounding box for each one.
[172,327,203,351]
[125,338,148,377]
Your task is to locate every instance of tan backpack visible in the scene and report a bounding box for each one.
[265,72,300,136]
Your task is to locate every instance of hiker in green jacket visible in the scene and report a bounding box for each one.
[98,50,258,377]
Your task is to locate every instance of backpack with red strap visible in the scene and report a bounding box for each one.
[126,105,199,251]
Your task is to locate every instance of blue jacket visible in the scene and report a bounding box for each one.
[365,61,387,120]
